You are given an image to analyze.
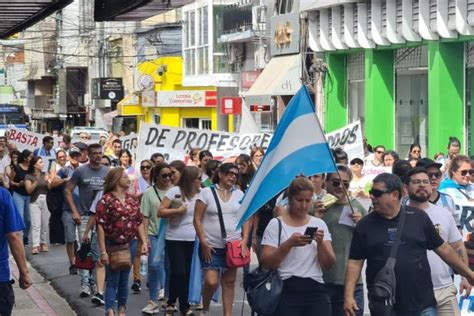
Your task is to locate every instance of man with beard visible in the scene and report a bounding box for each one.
[344,173,474,316]
[416,158,459,227]
[405,167,470,316]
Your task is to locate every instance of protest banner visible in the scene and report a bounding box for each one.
[136,123,272,163]
[326,120,364,161]
[7,127,62,152]
[120,133,138,162]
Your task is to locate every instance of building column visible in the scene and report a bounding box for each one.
[428,41,464,157]
[364,49,395,148]
[325,53,347,132]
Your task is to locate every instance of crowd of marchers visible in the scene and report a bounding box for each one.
[1,131,474,316]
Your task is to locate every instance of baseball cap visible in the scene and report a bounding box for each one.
[73,142,89,150]
[68,147,82,156]
[416,157,442,170]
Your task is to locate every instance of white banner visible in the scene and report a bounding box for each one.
[136,123,272,163]
[120,133,138,162]
[7,127,62,152]
[326,120,364,161]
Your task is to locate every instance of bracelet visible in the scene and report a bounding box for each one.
[101,251,107,255]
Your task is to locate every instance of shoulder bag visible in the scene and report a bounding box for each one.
[368,207,406,316]
[243,218,283,316]
[106,242,132,271]
[210,186,250,268]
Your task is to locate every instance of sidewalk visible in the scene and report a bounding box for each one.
[10,255,75,316]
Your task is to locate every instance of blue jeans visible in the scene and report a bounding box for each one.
[12,192,30,241]
[105,240,137,312]
[326,283,364,316]
[148,235,166,301]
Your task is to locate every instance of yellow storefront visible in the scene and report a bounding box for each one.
[117,57,233,132]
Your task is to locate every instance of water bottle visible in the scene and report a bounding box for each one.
[140,255,147,276]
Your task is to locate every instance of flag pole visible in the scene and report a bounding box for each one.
[305,84,357,214]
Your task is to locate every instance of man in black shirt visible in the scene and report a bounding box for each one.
[344,173,474,316]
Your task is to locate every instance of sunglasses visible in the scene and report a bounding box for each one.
[160,173,173,179]
[459,169,474,176]
[226,171,239,178]
[427,171,442,179]
[350,161,363,166]
[140,165,152,171]
[331,180,350,189]
[369,188,393,198]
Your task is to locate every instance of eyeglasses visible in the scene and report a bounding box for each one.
[331,180,350,189]
[140,165,152,171]
[225,171,239,178]
[427,171,442,179]
[459,169,474,176]
[410,179,430,185]
[369,188,393,198]
[160,173,173,179]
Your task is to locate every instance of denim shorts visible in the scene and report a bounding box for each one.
[199,247,226,271]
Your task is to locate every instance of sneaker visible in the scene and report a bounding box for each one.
[142,300,160,314]
[69,265,78,275]
[158,289,165,301]
[91,292,105,305]
[131,280,141,293]
[80,285,91,298]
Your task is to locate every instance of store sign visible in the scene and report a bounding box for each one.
[221,97,242,115]
[136,123,272,162]
[92,78,124,101]
[270,13,300,56]
[157,91,217,107]
[241,70,262,90]
[142,90,156,107]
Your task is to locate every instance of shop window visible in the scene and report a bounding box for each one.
[183,118,212,130]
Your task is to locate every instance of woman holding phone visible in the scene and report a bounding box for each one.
[260,177,336,316]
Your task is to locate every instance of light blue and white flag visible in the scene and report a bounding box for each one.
[237,86,336,228]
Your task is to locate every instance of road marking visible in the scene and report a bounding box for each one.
[10,258,58,316]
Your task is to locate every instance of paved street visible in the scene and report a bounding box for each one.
[25,244,254,316]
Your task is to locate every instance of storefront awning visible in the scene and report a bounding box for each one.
[0,0,73,39]
[244,54,302,106]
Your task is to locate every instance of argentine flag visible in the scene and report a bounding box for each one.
[237,86,336,228]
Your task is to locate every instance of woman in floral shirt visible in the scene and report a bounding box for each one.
[96,167,148,316]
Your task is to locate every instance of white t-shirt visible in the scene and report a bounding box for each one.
[261,217,332,283]
[164,186,197,241]
[421,203,462,289]
[433,192,459,226]
[198,186,243,249]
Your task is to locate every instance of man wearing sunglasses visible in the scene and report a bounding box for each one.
[344,173,474,316]
[323,164,367,316]
[416,158,459,227]
[404,167,470,316]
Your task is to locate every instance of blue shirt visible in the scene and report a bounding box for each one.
[57,166,80,211]
[0,187,25,282]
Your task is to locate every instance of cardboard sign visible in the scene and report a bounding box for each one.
[326,120,364,161]
[136,123,272,163]
[7,128,62,152]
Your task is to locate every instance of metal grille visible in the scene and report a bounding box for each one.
[468,0,474,25]
[395,46,428,70]
[340,6,345,37]
[367,1,372,33]
[353,3,358,36]
[382,1,387,29]
[413,0,419,23]
[429,0,437,29]
[396,0,403,32]
[316,11,320,38]
[466,42,474,68]
[347,52,365,81]
[328,8,332,39]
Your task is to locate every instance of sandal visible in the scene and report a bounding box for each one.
[32,247,40,255]
[118,306,126,316]
[40,243,49,252]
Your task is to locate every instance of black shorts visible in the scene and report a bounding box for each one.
[0,281,14,316]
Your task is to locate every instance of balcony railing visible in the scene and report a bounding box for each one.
[222,4,253,35]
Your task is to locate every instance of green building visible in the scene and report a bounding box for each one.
[304,0,474,158]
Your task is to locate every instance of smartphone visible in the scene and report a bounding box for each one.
[304,227,318,242]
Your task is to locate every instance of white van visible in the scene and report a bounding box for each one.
[70,127,109,142]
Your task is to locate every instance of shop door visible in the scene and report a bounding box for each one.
[395,74,428,158]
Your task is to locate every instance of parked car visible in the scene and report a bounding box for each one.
[70,126,109,142]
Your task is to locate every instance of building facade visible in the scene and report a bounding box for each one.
[304,0,474,158]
